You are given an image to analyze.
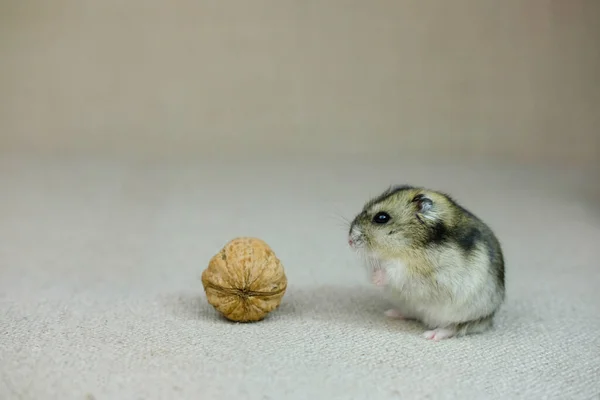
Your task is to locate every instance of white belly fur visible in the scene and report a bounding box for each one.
[375,245,502,329]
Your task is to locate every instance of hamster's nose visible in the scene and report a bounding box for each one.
[348,237,354,247]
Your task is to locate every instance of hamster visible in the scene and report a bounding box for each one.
[347,185,505,341]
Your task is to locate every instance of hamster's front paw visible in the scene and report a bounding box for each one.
[371,269,386,286]
[423,328,456,341]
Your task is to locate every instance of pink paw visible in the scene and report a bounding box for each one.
[371,269,386,286]
[384,309,405,319]
[423,328,456,341]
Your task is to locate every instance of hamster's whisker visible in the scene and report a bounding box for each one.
[327,212,352,229]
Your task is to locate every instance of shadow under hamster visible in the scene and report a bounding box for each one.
[161,285,528,341]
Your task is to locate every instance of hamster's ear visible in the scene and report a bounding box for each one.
[412,194,433,214]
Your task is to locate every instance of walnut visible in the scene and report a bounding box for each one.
[201,237,288,322]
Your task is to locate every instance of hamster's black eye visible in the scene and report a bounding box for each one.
[373,211,391,224]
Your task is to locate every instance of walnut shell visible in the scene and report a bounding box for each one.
[201,237,287,322]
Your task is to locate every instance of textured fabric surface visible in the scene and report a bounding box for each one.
[1,157,599,400]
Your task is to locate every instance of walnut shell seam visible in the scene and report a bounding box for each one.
[203,282,287,298]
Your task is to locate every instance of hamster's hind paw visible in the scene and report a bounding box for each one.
[423,328,456,341]
[384,309,406,319]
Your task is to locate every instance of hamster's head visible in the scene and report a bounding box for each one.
[348,185,452,259]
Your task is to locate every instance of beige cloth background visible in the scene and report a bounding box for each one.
[1,1,599,399]
[1,0,599,165]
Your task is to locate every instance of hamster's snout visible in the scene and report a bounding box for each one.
[348,224,363,249]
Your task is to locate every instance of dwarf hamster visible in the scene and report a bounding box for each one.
[348,185,505,341]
